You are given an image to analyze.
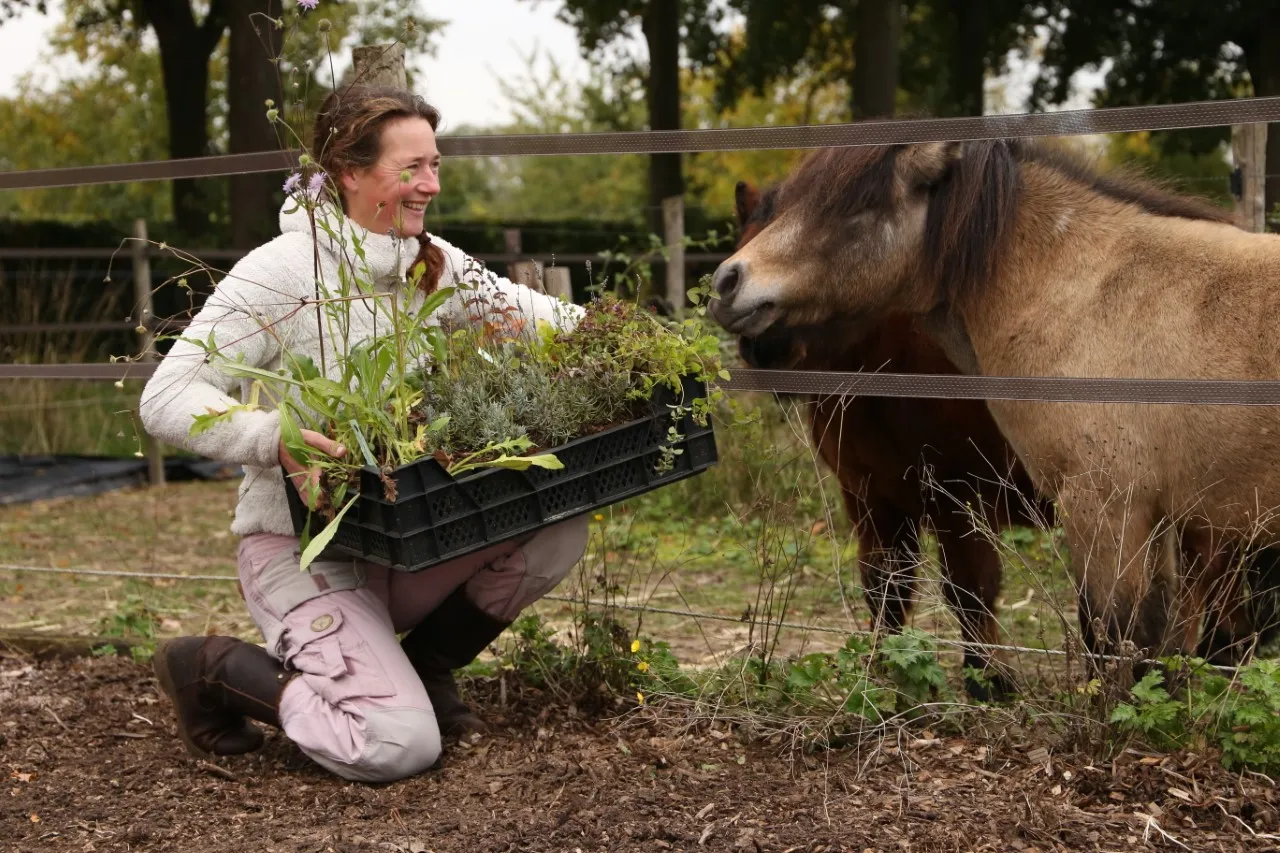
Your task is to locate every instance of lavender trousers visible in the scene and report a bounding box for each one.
[236,515,589,783]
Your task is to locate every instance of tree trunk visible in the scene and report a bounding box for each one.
[1252,9,1280,228]
[642,0,683,300]
[142,0,228,240]
[642,0,683,234]
[853,0,900,118]
[949,0,987,116]
[228,0,283,249]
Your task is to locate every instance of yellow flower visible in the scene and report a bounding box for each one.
[636,660,649,673]
[594,513,604,521]
[636,692,645,705]
[630,640,641,654]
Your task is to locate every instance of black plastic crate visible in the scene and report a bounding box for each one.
[285,375,719,572]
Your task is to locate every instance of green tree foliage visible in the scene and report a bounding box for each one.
[717,0,1033,120]
[0,0,443,233]
[0,9,173,222]
[423,45,847,226]
[1027,1,1275,209]
[528,0,724,243]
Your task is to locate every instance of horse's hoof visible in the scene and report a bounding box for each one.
[965,671,1016,703]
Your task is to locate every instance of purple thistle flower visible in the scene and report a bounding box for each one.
[296,0,319,10]
[307,171,327,197]
[282,172,302,194]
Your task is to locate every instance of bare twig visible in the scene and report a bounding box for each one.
[43,706,71,734]
[195,760,237,782]
[1139,813,1190,850]
[1213,801,1280,841]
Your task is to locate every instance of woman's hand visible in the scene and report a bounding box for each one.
[280,430,347,508]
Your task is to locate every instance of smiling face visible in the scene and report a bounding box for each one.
[339,116,441,238]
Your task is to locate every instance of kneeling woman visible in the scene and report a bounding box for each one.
[139,85,588,783]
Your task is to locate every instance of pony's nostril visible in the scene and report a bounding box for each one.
[715,263,742,297]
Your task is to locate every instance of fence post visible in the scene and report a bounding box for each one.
[662,195,685,312]
[1232,123,1267,233]
[510,260,545,293]
[350,43,407,89]
[503,228,522,257]
[544,267,573,302]
[131,218,165,487]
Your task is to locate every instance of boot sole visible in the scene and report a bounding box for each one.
[152,639,214,762]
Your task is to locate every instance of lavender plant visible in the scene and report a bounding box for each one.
[412,293,726,469]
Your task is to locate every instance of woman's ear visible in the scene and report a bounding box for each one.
[341,171,361,194]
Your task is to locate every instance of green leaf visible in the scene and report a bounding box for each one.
[347,419,378,468]
[189,406,241,437]
[305,376,362,405]
[1131,670,1170,704]
[451,452,563,475]
[290,354,322,383]
[276,405,304,457]
[298,494,358,573]
[418,285,457,321]
[216,362,305,388]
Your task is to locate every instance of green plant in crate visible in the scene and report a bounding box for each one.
[412,293,726,468]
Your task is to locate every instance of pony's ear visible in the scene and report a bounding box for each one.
[900,142,964,191]
[734,180,761,226]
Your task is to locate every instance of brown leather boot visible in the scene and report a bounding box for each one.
[152,635,297,758]
[400,587,510,738]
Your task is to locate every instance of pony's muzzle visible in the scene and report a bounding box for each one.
[710,260,776,335]
[713,261,743,299]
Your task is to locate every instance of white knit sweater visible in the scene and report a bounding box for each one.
[139,200,583,537]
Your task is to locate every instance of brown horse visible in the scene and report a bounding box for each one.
[713,140,1280,668]
[732,180,1053,700]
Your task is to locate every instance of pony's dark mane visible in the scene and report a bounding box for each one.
[778,146,903,223]
[775,139,1237,300]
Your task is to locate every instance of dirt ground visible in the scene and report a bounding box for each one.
[1,652,1277,853]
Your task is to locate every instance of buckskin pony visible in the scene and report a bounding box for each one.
[714,141,1280,671]
[731,179,1052,700]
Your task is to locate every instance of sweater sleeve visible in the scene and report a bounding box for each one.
[138,243,304,470]
[431,236,586,334]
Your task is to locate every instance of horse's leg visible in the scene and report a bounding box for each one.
[1182,530,1250,665]
[932,517,1015,701]
[1196,542,1280,664]
[1248,547,1280,652]
[808,399,921,635]
[1197,565,1252,665]
[853,495,921,636]
[1061,490,1176,682]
